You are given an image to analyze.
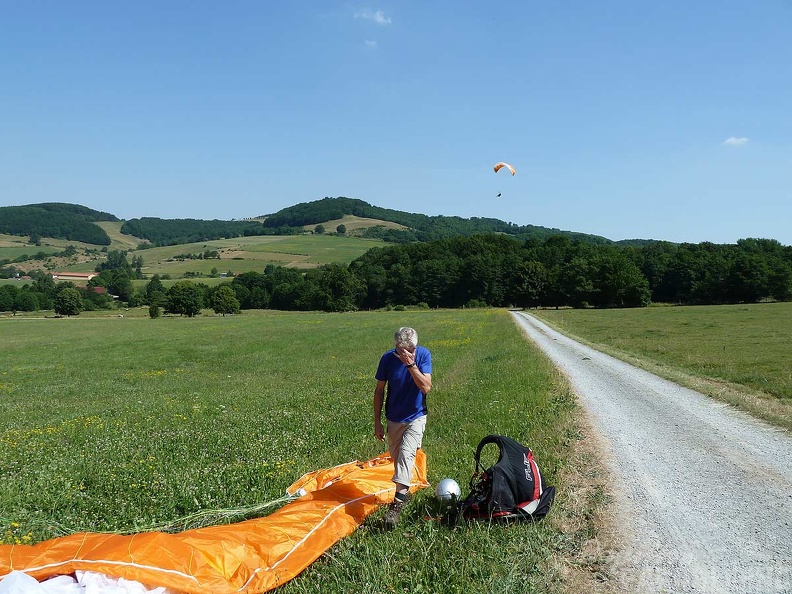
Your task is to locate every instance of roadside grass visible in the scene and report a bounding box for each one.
[0,309,605,593]
[530,302,792,431]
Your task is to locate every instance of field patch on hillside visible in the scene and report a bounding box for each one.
[303,215,407,234]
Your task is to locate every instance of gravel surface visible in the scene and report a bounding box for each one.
[512,312,792,594]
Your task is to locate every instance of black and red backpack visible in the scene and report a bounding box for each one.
[457,435,555,522]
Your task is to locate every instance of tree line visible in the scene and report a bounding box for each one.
[2,235,789,317]
[227,235,791,311]
[119,217,292,247]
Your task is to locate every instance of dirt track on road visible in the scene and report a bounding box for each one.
[512,312,792,594]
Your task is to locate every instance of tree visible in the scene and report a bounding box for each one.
[0,285,17,312]
[314,263,365,311]
[15,289,39,312]
[166,281,204,317]
[314,224,325,235]
[145,275,166,305]
[96,250,134,275]
[336,224,347,235]
[149,304,160,319]
[131,255,144,279]
[32,273,56,307]
[511,260,547,308]
[54,287,82,316]
[109,272,134,303]
[211,285,240,316]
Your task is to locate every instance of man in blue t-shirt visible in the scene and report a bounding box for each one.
[374,326,432,528]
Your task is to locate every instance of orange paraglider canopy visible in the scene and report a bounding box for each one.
[0,451,429,594]
[493,162,516,175]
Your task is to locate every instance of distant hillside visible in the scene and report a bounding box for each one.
[262,197,615,244]
[0,203,117,245]
[1,199,665,249]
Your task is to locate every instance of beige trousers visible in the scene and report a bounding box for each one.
[387,415,427,486]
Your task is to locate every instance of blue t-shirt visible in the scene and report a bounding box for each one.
[375,346,432,423]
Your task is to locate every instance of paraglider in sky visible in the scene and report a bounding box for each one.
[493,162,514,197]
[493,162,516,176]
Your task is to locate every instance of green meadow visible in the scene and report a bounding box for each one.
[126,234,389,278]
[3,231,390,280]
[0,309,602,594]
[531,302,792,431]
[0,245,60,261]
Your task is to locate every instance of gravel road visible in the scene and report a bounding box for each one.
[511,312,792,594]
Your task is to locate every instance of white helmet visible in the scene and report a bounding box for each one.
[435,478,461,501]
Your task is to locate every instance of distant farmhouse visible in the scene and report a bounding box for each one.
[51,272,98,283]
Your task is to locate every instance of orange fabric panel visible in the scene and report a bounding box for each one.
[0,451,429,593]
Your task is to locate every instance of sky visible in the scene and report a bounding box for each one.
[1,1,790,245]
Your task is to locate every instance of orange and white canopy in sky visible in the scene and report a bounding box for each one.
[493,162,516,176]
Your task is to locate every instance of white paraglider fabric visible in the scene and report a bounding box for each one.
[0,570,170,594]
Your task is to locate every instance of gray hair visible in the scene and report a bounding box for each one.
[394,327,418,348]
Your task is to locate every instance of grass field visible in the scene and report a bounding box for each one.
[94,221,144,251]
[0,309,604,593]
[531,302,792,431]
[130,234,388,277]
[0,233,73,263]
[0,245,60,261]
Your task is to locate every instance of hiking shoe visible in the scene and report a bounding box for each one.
[383,494,410,528]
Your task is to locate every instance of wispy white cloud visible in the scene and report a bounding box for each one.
[354,9,391,25]
[364,39,378,49]
[722,136,749,146]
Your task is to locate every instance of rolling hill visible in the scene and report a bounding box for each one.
[1,197,662,278]
[2,197,629,250]
[0,203,118,245]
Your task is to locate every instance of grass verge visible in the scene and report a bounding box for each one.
[529,303,792,432]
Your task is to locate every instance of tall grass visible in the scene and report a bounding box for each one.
[531,302,792,430]
[0,309,596,593]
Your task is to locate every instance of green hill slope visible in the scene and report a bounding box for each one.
[262,196,614,244]
[0,203,117,245]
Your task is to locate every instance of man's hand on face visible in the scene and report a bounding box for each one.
[395,345,416,367]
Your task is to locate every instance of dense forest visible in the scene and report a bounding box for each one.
[221,235,792,312]
[2,235,789,315]
[0,203,116,245]
[119,217,280,247]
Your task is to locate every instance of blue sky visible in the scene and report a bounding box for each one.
[1,1,790,245]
